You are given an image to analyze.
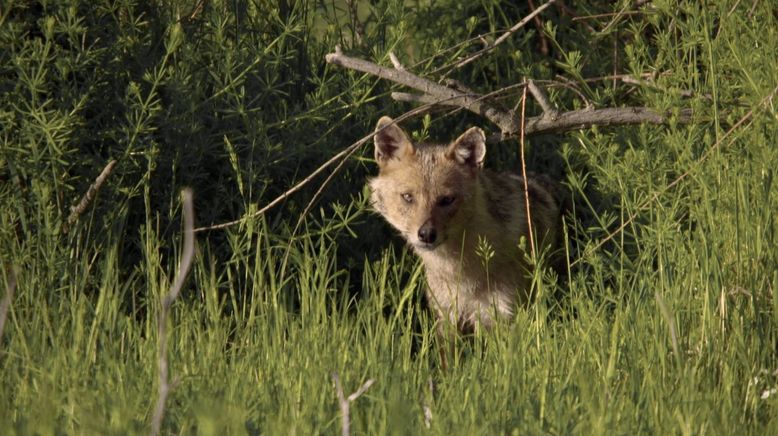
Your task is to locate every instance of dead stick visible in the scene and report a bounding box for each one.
[332,372,375,436]
[329,50,692,138]
[519,84,536,260]
[526,79,558,117]
[151,189,195,436]
[326,46,516,133]
[64,160,117,233]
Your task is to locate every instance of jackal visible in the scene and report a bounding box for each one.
[368,116,565,334]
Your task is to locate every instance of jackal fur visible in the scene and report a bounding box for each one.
[368,116,565,334]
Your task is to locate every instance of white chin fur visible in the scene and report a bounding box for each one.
[412,238,443,251]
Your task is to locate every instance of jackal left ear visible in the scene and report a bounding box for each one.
[374,116,414,165]
[447,127,486,168]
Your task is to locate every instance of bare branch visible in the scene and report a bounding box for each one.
[526,79,558,117]
[519,86,536,260]
[391,92,443,105]
[396,87,690,141]
[332,373,348,436]
[325,47,516,133]
[422,377,434,428]
[0,266,17,353]
[347,379,375,402]
[388,52,405,71]
[521,106,691,137]
[151,189,195,436]
[327,49,692,141]
[64,160,117,233]
[332,372,375,436]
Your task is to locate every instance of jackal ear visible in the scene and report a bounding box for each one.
[447,127,486,168]
[374,116,413,165]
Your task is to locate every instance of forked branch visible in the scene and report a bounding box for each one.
[332,372,375,436]
[325,49,692,140]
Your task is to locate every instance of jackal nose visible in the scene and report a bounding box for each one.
[418,225,437,244]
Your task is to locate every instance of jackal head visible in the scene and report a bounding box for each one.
[368,116,486,251]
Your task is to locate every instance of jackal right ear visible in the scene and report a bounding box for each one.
[447,126,486,169]
[374,116,413,165]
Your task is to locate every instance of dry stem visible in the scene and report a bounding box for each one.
[332,372,375,436]
[64,160,117,234]
[150,189,195,436]
[519,84,536,260]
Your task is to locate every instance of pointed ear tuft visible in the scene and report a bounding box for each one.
[374,116,413,165]
[446,127,486,168]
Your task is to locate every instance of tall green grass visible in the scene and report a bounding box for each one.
[2,0,777,433]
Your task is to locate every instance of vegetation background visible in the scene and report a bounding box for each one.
[1,0,777,433]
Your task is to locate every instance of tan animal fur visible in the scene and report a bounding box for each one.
[368,116,564,334]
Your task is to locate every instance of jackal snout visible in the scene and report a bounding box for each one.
[417,219,437,245]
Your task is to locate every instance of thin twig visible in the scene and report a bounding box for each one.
[545,77,592,107]
[519,84,536,261]
[194,137,365,232]
[332,373,347,436]
[332,372,375,436]
[572,10,645,22]
[64,160,117,233]
[450,0,558,71]
[0,266,17,353]
[388,52,405,71]
[620,76,712,99]
[577,71,667,83]
[599,1,632,34]
[277,136,363,283]
[570,85,778,267]
[526,79,558,117]
[187,0,207,21]
[422,377,434,428]
[747,0,759,19]
[151,189,195,436]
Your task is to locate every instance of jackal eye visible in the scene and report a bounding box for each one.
[401,193,414,203]
[437,195,456,206]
